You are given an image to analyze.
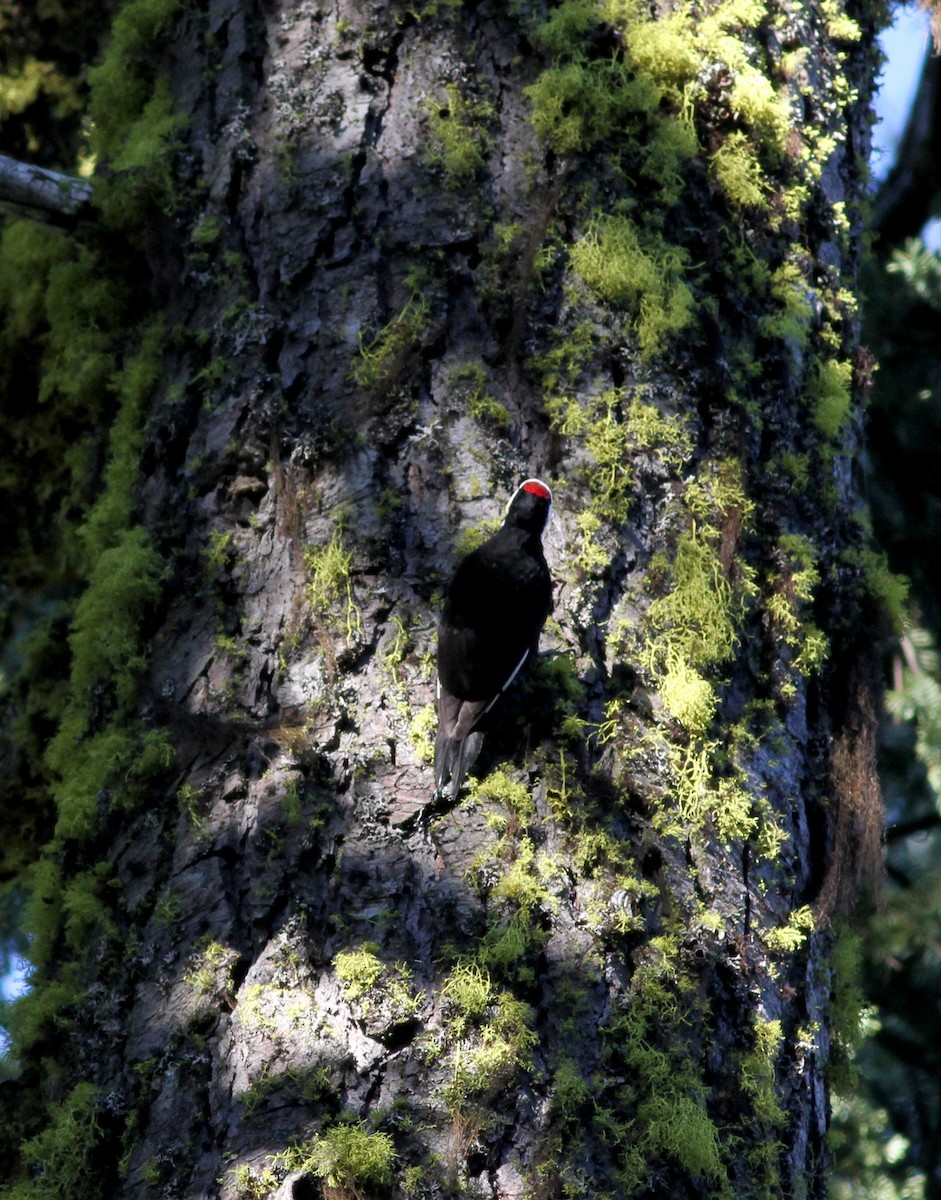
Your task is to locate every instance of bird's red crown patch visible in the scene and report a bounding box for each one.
[522,480,551,500]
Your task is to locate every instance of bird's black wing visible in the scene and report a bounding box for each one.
[437,534,551,701]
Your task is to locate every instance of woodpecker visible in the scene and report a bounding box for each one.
[435,479,554,798]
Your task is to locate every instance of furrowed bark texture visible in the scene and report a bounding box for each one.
[4,0,885,1198]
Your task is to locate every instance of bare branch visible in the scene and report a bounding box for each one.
[0,153,94,230]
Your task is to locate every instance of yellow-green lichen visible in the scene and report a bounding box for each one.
[232,1120,396,1199]
[569,214,694,358]
[442,960,493,1038]
[333,943,385,1002]
[184,939,239,996]
[422,83,494,187]
[305,527,362,641]
[304,1122,396,1196]
[447,362,512,431]
[642,531,742,734]
[728,65,790,153]
[765,534,829,678]
[546,390,692,529]
[443,990,537,1112]
[763,904,815,952]
[740,1017,786,1127]
[477,838,560,980]
[817,0,862,42]
[711,130,766,208]
[334,944,422,1021]
[408,703,437,764]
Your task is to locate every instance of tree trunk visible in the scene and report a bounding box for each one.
[0,1,887,1198]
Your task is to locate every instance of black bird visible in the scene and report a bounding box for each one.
[435,479,554,797]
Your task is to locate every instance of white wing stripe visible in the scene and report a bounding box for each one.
[484,648,529,713]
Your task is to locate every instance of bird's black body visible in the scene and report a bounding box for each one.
[435,480,553,797]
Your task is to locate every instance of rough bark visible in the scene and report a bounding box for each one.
[1,1,887,1198]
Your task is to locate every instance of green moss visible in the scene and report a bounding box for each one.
[599,938,731,1193]
[10,1083,103,1200]
[351,294,431,396]
[97,80,185,229]
[758,260,816,346]
[0,3,184,1183]
[828,927,865,1093]
[58,527,160,710]
[191,214,223,246]
[87,0,185,231]
[642,109,699,206]
[569,214,693,358]
[40,249,127,415]
[0,222,73,346]
[43,527,163,841]
[447,362,511,431]
[79,317,165,562]
[844,545,909,635]
[550,1056,591,1124]
[812,357,853,439]
[86,0,180,157]
[62,864,117,953]
[184,939,239,996]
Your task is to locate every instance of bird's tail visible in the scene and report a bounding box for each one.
[434,728,485,799]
